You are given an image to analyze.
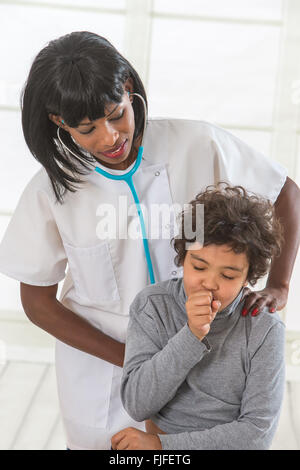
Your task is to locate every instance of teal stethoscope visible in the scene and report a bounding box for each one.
[57,92,155,284]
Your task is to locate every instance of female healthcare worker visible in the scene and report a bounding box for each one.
[0,31,299,450]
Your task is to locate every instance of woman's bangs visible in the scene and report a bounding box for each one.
[60,92,105,128]
[61,78,124,128]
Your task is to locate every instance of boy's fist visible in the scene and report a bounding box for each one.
[186,290,221,341]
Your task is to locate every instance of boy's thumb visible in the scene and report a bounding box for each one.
[212,300,222,316]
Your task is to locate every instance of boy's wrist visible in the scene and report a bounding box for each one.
[187,323,206,341]
[187,324,211,352]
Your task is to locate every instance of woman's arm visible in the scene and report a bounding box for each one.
[20,282,125,367]
[121,309,210,422]
[243,176,300,315]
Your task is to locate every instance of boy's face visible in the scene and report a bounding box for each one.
[183,243,249,311]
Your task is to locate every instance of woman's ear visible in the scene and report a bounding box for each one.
[49,113,63,127]
[124,77,134,98]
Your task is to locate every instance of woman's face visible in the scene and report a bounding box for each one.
[183,243,249,312]
[50,83,139,170]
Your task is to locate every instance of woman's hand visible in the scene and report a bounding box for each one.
[111,427,162,450]
[241,285,289,316]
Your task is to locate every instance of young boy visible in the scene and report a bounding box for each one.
[111,184,285,450]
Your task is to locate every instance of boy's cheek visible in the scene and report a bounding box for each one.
[183,275,203,298]
[217,282,246,310]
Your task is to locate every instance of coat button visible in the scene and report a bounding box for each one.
[155,171,160,176]
[171,271,177,276]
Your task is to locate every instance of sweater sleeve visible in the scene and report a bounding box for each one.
[159,322,285,450]
[120,301,210,422]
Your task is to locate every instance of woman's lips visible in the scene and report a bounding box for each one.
[100,139,128,159]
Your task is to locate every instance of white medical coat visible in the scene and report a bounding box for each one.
[0,119,287,449]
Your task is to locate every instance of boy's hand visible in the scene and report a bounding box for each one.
[186,290,221,341]
[111,427,162,450]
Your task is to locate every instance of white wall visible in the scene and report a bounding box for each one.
[0,0,300,452]
[0,0,299,330]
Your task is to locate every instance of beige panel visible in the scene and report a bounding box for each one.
[15,0,125,8]
[0,4,125,108]
[0,310,55,363]
[44,418,66,450]
[154,0,283,21]
[0,112,40,213]
[0,362,47,450]
[271,382,299,449]
[148,19,280,127]
[12,365,61,450]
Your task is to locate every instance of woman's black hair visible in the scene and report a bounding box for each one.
[21,31,148,203]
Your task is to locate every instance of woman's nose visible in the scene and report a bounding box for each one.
[99,122,119,148]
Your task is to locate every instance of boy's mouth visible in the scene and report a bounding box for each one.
[212,296,221,304]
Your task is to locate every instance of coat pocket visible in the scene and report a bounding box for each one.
[63,241,120,304]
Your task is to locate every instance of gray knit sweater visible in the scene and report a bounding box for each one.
[121,277,285,450]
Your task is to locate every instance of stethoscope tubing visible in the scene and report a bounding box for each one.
[94,92,155,284]
[57,92,156,285]
[94,145,155,284]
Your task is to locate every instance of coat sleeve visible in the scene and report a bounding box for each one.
[0,171,67,286]
[159,321,286,450]
[165,119,288,205]
[208,122,288,204]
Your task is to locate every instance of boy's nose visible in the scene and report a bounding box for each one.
[201,278,218,292]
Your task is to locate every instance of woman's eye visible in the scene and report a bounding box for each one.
[193,267,205,271]
[80,127,95,135]
[109,109,125,121]
[222,274,235,280]
[79,110,125,135]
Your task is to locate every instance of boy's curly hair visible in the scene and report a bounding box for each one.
[172,183,284,286]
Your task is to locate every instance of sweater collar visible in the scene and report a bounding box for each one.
[177,277,245,319]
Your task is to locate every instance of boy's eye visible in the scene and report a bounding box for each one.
[193,266,234,280]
